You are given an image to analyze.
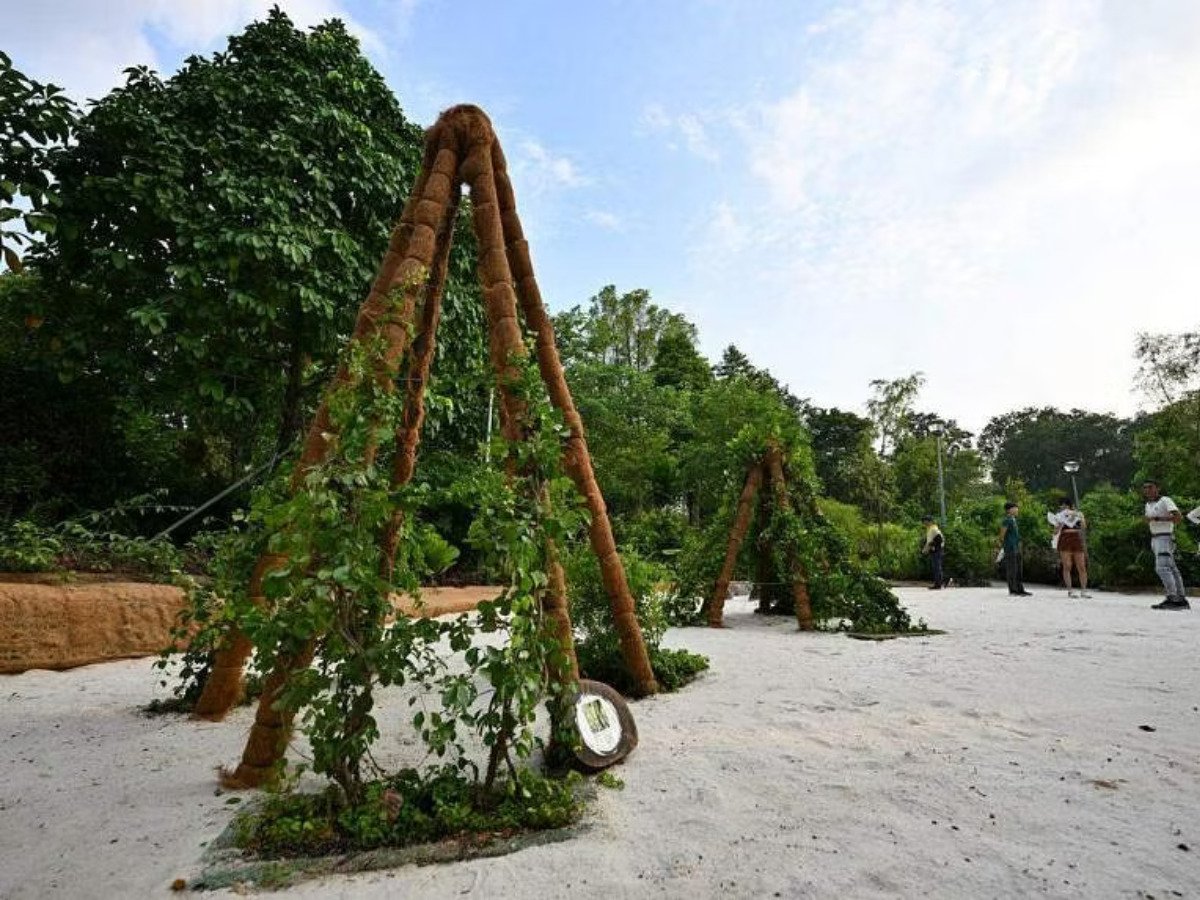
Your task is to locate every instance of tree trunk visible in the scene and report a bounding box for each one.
[489,140,658,696]
[276,295,305,461]
[706,461,762,627]
[765,443,813,630]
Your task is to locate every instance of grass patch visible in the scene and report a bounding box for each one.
[189,768,593,891]
[845,629,947,641]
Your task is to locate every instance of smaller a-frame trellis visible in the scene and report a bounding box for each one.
[189,104,658,787]
[704,441,815,630]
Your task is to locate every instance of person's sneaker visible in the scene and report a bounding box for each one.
[928,584,943,590]
[1079,591,1092,598]
[1151,597,1191,610]
[1067,590,1079,598]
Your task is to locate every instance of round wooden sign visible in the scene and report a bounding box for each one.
[571,679,638,770]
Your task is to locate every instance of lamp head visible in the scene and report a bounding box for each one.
[1063,460,1080,474]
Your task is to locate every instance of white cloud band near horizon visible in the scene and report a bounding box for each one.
[670,0,1200,431]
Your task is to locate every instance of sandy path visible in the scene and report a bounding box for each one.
[2,586,1199,899]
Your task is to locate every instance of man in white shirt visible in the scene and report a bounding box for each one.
[1142,480,1189,610]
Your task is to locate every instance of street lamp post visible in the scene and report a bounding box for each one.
[1063,460,1081,508]
[931,423,947,524]
[1063,460,1085,550]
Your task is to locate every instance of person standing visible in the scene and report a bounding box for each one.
[921,515,945,590]
[1142,480,1189,610]
[1051,498,1090,598]
[999,502,1032,596]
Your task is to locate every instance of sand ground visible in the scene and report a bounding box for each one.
[2,585,1199,899]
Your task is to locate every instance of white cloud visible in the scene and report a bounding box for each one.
[584,210,624,232]
[512,139,589,191]
[5,0,374,103]
[685,0,1200,429]
[641,103,720,161]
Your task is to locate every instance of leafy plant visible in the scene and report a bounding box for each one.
[233,766,582,858]
[0,52,76,272]
[564,545,709,693]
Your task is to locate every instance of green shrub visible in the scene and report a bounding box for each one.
[0,516,182,576]
[1082,485,1199,588]
[234,766,583,858]
[940,519,994,586]
[563,545,709,693]
[0,520,62,571]
[617,507,690,565]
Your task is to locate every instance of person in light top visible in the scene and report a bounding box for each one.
[1049,498,1090,598]
[920,515,945,590]
[1142,480,1189,611]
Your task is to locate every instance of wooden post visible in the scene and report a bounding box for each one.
[706,461,764,627]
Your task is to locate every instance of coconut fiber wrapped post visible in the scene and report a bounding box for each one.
[706,461,764,627]
[764,441,814,631]
[216,105,653,785]
[218,133,462,785]
[490,139,657,696]
[192,135,458,722]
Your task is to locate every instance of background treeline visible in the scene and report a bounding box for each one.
[1,12,1197,593]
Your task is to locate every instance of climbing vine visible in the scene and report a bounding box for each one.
[159,341,587,833]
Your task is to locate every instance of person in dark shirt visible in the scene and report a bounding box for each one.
[999,502,1032,596]
[920,515,945,590]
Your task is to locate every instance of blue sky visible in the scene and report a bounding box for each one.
[8,0,1200,432]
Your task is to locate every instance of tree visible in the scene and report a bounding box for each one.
[802,405,877,508]
[24,10,461,489]
[978,407,1136,495]
[651,318,712,392]
[713,343,805,415]
[554,285,692,372]
[566,362,683,518]
[680,375,805,525]
[1134,329,1200,405]
[865,372,924,456]
[0,52,77,272]
[891,429,984,520]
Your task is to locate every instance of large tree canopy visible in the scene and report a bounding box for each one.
[26,11,430,474]
[978,407,1136,495]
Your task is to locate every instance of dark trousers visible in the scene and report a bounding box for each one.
[1005,550,1025,594]
[930,549,944,587]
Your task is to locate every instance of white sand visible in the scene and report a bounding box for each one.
[3,586,1199,899]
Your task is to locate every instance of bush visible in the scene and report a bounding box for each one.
[617,507,690,565]
[1082,485,1199,588]
[234,766,583,858]
[0,516,183,576]
[563,545,709,694]
[940,519,994,586]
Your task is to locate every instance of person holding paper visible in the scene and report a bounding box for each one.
[1049,498,1090,598]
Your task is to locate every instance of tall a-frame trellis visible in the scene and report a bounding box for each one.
[192,105,658,787]
[704,441,815,631]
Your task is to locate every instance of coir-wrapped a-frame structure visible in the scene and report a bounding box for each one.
[191,105,658,787]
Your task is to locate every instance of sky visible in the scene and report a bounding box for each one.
[7,0,1200,433]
